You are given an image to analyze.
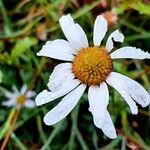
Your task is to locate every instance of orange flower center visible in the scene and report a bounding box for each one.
[72,47,113,86]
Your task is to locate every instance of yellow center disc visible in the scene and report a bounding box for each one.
[72,47,113,85]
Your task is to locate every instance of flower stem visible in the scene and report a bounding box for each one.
[0,106,22,150]
[41,123,62,150]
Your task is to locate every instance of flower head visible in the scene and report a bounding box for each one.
[72,46,113,85]
[2,85,36,108]
[36,14,150,139]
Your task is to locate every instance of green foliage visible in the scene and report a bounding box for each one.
[0,0,150,149]
[0,37,37,64]
[0,70,2,83]
[11,37,37,61]
[0,52,11,64]
[117,0,150,15]
[1,66,17,86]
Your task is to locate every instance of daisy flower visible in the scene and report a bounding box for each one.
[2,85,36,108]
[36,14,150,139]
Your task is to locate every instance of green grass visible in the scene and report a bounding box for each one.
[0,0,150,149]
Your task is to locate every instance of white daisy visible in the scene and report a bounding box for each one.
[36,14,150,139]
[2,85,36,108]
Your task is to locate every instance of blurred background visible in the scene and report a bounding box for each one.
[0,0,150,149]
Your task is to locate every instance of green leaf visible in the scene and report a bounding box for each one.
[0,52,12,64]
[130,1,150,15]
[117,0,150,15]
[1,66,17,86]
[11,37,37,60]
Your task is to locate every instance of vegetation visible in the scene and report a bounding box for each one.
[0,0,150,149]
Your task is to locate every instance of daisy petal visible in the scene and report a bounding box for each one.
[20,85,27,95]
[111,46,150,59]
[93,15,108,46]
[120,92,138,114]
[35,79,80,106]
[49,63,72,79]
[4,91,15,99]
[74,23,89,49]
[106,30,124,52]
[48,71,74,92]
[44,84,86,125]
[2,100,16,107]
[37,40,74,61]
[59,14,88,51]
[12,86,19,95]
[48,63,74,92]
[26,91,36,98]
[24,99,35,108]
[106,72,150,109]
[106,73,138,114]
[101,110,117,139]
[88,82,109,128]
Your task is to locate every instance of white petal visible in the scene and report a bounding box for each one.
[24,99,36,108]
[2,99,16,107]
[88,82,109,128]
[37,40,74,61]
[47,63,74,92]
[43,39,76,54]
[93,15,108,46]
[48,71,74,92]
[120,92,138,114]
[106,74,138,114]
[35,79,80,106]
[106,72,150,109]
[49,63,72,79]
[26,91,36,98]
[74,23,89,49]
[20,85,27,95]
[44,84,86,125]
[111,46,150,59]
[106,30,124,52]
[59,14,88,51]
[101,110,117,139]
[12,86,19,95]
[4,91,15,99]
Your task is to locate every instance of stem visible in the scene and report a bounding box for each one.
[41,123,62,150]
[0,109,15,140]
[0,95,26,150]
[76,129,89,150]
[11,133,28,150]
[36,115,47,144]
[68,105,89,150]
[100,136,122,150]
[68,106,79,150]
[1,106,22,150]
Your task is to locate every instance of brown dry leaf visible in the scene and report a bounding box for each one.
[100,0,107,9]
[102,11,118,28]
[36,24,47,41]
